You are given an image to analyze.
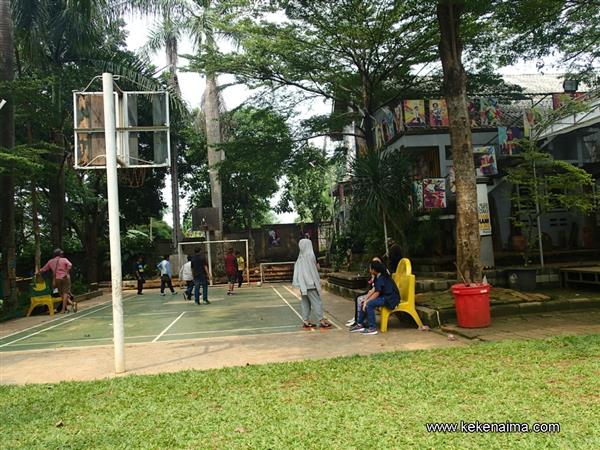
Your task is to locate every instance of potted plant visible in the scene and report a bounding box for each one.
[504,140,597,290]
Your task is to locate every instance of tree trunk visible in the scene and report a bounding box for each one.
[166,32,182,247]
[437,1,482,284]
[84,220,99,283]
[204,71,224,231]
[0,0,17,306]
[32,180,41,273]
[49,141,66,249]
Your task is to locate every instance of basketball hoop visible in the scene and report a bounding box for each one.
[118,167,147,188]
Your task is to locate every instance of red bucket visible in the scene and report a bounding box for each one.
[451,283,491,328]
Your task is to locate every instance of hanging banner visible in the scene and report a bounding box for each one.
[467,99,480,127]
[523,109,535,137]
[477,184,492,236]
[474,146,498,176]
[423,178,446,209]
[428,99,449,127]
[403,100,426,127]
[480,98,501,126]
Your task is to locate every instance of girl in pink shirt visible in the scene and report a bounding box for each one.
[39,248,77,313]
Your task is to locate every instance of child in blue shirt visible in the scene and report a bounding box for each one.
[350,261,400,335]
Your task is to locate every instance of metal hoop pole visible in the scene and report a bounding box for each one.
[103,73,125,374]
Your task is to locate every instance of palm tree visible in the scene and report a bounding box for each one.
[136,0,234,233]
[349,149,414,257]
[0,0,16,306]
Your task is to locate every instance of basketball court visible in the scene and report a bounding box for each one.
[0,285,342,353]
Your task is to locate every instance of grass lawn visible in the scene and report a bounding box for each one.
[1,335,599,449]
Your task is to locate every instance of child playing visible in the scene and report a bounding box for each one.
[157,255,177,296]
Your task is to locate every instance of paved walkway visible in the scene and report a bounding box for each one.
[2,288,599,385]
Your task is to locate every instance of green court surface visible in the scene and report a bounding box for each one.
[0,285,334,352]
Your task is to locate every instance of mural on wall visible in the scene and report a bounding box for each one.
[412,181,424,211]
[428,99,449,127]
[498,126,523,155]
[467,99,480,127]
[474,146,498,176]
[423,178,447,209]
[480,98,501,126]
[403,100,426,127]
[267,228,281,246]
[381,106,396,141]
[393,104,404,134]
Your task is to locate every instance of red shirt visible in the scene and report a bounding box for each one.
[225,254,237,275]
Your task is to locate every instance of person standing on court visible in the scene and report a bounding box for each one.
[191,247,211,304]
[134,255,147,295]
[292,238,332,329]
[39,248,77,313]
[179,255,194,301]
[157,255,177,296]
[235,250,245,288]
[225,247,237,296]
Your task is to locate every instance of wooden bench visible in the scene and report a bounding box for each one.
[26,281,62,317]
[380,258,423,332]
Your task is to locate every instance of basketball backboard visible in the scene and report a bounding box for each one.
[73,91,170,169]
[191,207,220,231]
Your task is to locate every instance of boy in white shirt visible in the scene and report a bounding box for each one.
[157,255,176,296]
[179,255,194,300]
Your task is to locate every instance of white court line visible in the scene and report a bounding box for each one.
[282,285,342,330]
[0,292,136,341]
[0,304,113,348]
[271,287,305,323]
[152,312,186,343]
[0,291,136,345]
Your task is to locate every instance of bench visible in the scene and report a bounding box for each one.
[26,280,62,317]
[380,258,423,332]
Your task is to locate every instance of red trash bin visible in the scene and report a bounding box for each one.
[451,283,491,328]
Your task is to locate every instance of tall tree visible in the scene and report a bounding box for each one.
[0,0,16,305]
[437,0,482,283]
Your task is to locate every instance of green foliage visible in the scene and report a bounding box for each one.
[185,106,293,230]
[506,141,598,265]
[277,145,333,224]
[349,149,414,254]
[495,0,600,82]
[1,335,599,447]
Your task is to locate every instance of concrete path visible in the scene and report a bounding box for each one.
[0,288,464,385]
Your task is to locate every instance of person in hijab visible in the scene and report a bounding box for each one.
[292,238,332,329]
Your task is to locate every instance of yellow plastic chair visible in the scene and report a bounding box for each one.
[382,259,423,332]
[26,280,61,317]
[392,257,412,285]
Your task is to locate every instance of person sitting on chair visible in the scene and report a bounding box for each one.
[350,261,399,335]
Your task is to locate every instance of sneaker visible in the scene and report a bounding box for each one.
[345,318,356,327]
[203,300,211,304]
[172,291,177,295]
[349,324,365,333]
[362,328,378,335]
[160,293,166,297]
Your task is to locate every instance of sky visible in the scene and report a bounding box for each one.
[125,16,331,227]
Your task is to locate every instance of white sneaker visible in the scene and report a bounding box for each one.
[345,318,356,327]
[160,293,165,296]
